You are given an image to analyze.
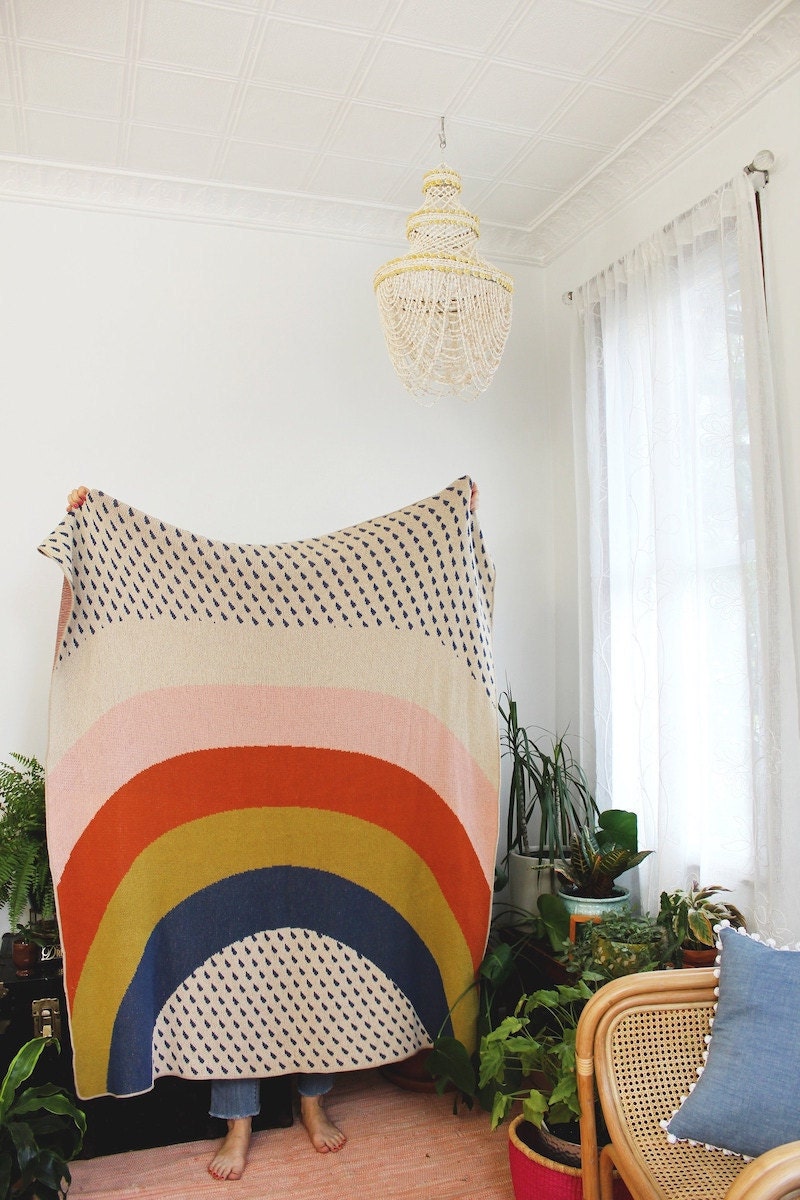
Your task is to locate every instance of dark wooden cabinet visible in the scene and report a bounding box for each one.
[0,943,292,1158]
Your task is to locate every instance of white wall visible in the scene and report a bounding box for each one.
[0,203,554,788]
[543,68,800,745]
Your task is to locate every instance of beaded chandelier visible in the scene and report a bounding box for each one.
[374,162,513,402]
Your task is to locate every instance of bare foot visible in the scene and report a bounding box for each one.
[300,1094,346,1153]
[208,1117,252,1180]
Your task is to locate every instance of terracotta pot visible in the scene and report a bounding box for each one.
[380,1050,445,1093]
[12,936,40,978]
[680,946,718,968]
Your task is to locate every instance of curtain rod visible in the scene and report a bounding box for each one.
[561,150,775,306]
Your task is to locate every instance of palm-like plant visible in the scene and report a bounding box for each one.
[499,690,597,867]
[0,754,53,930]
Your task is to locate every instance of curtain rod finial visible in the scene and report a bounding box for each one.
[746,150,775,183]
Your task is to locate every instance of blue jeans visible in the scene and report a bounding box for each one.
[209,1074,334,1120]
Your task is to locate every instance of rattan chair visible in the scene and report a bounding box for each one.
[575,968,800,1200]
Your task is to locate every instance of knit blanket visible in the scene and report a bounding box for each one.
[39,478,499,1100]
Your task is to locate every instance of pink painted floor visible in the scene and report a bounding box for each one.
[69,1069,513,1200]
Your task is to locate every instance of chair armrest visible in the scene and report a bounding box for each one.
[726,1142,800,1200]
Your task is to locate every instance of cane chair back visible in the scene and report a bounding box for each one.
[576,969,800,1200]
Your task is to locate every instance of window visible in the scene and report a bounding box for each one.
[574,173,799,938]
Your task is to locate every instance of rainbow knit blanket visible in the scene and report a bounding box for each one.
[39,478,499,1100]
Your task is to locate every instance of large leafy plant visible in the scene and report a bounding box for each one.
[0,1037,85,1200]
[426,895,589,1130]
[479,977,594,1130]
[499,690,597,869]
[0,754,53,930]
[556,809,652,899]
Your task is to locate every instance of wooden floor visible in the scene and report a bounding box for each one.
[69,1069,514,1200]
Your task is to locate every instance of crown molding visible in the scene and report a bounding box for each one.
[0,4,796,268]
[526,4,800,264]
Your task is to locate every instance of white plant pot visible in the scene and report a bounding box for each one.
[507,851,561,923]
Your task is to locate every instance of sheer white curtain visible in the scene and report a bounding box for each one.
[574,172,800,939]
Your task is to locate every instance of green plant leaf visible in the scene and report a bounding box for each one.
[425,1038,476,1100]
[6,1118,37,1181]
[490,1090,514,1130]
[538,892,570,949]
[479,940,514,986]
[0,754,53,927]
[484,1015,525,1043]
[548,1073,578,1108]
[502,1035,540,1055]
[23,1146,70,1194]
[521,1091,549,1128]
[547,1100,577,1126]
[0,1038,58,1121]
[687,910,715,946]
[597,809,638,851]
[478,1036,513,1088]
[11,1085,87,1147]
[521,987,561,1013]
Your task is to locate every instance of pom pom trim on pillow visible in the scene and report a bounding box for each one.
[663,922,800,1160]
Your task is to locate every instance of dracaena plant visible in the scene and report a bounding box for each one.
[499,690,597,868]
[555,809,652,899]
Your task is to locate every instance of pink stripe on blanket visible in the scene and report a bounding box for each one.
[46,684,498,885]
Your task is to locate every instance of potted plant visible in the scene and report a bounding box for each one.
[0,754,54,934]
[425,894,575,1111]
[559,908,670,981]
[0,1035,86,1199]
[555,809,652,922]
[427,897,640,1200]
[428,947,596,1193]
[498,690,598,920]
[656,882,747,966]
[482,975,633,1200]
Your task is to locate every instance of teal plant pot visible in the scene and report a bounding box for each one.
[557,887,630,922]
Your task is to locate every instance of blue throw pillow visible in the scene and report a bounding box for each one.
[665,925,800,1159]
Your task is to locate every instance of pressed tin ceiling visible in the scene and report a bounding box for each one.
[0,0,798,264]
